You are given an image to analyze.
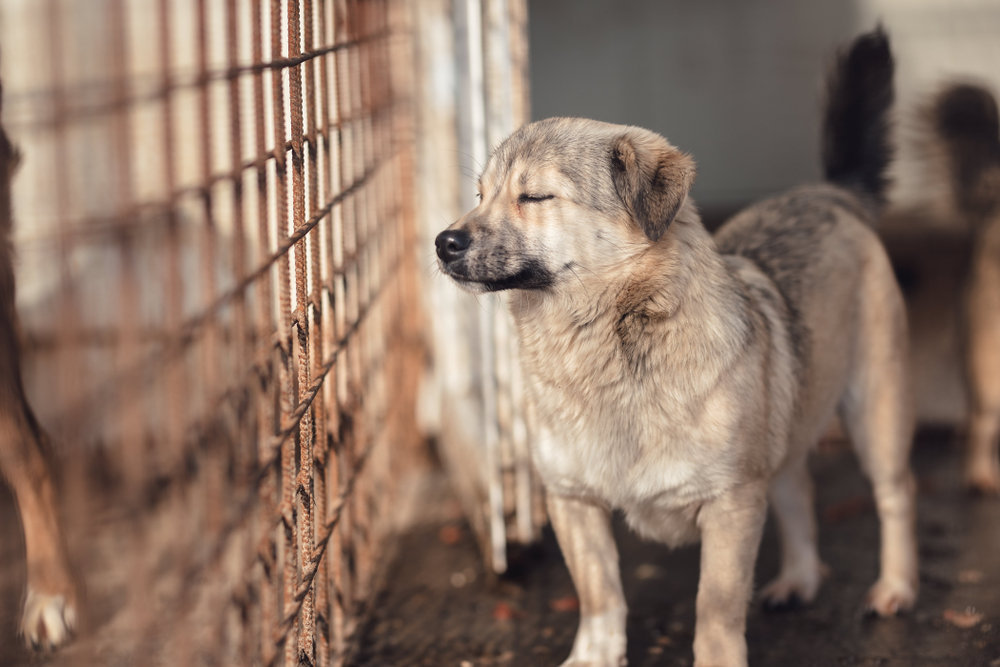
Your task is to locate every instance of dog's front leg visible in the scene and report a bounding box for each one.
[693,483,768,667]
[548,494,628,667]
[0,406,78,650]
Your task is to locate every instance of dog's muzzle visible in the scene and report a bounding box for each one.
[435,229,471,264]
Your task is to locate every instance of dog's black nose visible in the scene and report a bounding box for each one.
[435,229,471,263]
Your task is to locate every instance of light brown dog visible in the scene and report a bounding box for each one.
[436,29,917,667]
[928,83,1000,494]
[0,80,78,650]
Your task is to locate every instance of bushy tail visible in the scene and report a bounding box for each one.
[822,27,895,207]
[931,83,1000,223]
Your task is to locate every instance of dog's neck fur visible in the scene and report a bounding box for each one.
[510,203,753,400]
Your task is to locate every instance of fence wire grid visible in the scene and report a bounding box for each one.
[1,0,423,664]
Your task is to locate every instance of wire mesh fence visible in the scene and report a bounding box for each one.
[1,0,422,664]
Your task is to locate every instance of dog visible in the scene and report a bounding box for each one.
[0,79,78,649]
[927,83,1000,494]
[435,28,917,667]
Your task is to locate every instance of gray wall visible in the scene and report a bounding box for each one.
[528,0,861,211]
[527,0,1000,214]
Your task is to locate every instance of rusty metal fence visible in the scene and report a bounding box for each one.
[1,0,422,664]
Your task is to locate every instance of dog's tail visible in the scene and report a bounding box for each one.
[930,83,1000,224]
[822,27,895,208]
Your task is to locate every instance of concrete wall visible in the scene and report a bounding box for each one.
[527,0,1000,213]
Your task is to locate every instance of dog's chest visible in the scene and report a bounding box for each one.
[515,287,758,512]
[527,354,743,509]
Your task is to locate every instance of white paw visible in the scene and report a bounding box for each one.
[864,577,917,616]
[559,658,627,667]
[20,588,77,651]
[760,562,828,610]
[559,607,628,667]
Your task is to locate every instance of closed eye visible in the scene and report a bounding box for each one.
[518,193,555,204]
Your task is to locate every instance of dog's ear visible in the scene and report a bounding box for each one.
[610,133,696,241]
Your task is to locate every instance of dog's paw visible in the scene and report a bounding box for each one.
[560,607,628,667]
[559,659,627,667]
[759,562,828,611]
[964,462,1000,496]
[20,588,77,651]
[864,577,917,616]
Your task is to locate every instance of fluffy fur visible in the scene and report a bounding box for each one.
[436,29,917,667]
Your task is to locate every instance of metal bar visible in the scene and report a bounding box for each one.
[267,0,300,664]
[224,0,253,659]
[42,0,82,453]
[109,0,142,497]
[329,0,350,656]
[193,0,228,659]
[302,0,332,661]
[346,0,370,643]
[313,0,336,662]
[252,0,280,662]
[157,0,189,501]
[285,0,320,663]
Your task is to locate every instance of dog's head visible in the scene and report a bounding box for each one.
[435,118,696,293]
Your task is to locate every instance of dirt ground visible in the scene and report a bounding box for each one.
[352,429,1000,667]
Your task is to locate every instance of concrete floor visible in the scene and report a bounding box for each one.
[352,430,1000,667]
[2,429,998,666]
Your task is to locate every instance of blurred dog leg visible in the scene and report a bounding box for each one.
[0,78,78,649]
[932,83,1000,494]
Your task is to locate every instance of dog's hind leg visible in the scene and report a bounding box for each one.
[759,453,827,609]
[547,494,627,667]
[965,402,1000,495]
[930,82,1000,494]
[963,239,1000,494]
[838,250,918,616]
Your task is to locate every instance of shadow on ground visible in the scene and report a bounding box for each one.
[352,428,1000,667]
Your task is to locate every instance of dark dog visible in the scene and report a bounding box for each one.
[0,79,77,650]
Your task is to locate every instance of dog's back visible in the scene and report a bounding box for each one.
[715,27,893,309]
[714,29,899,436]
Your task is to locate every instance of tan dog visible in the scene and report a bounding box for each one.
[436,29,917,667]
[0,81,78,650]
[927,83,1000,494]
